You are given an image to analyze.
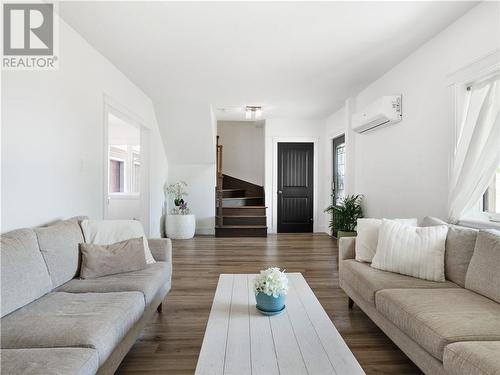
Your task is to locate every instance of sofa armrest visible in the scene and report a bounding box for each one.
[339,237,356,261]
[148,238,172,263]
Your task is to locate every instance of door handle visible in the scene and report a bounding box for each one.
[278,190,283,194]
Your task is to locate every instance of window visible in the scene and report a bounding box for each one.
[107,112,141,195]
[450,73,499,222]
[332,135,345,206]
[481,161,500,214]
[109,159,125,193]
[131,146,141,193]
[335,143,345,206]
[108,144,140,195]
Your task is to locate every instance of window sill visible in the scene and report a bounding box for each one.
[458,218,500,230]
[108,193,140,200]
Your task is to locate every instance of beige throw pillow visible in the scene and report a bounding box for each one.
[80,237,147,279]
[371,219,448,282]
[81,219,155,264]
[355,218,418,263]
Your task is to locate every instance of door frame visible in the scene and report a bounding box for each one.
[277,142,314,233]
[103,95,151,235]
[271,137,318,233]
[326,129,346,235]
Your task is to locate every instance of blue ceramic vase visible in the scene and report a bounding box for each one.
[255,292,286,313]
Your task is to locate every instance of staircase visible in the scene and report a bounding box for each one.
[215,141,267,237]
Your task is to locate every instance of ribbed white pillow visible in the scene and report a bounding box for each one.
[371,219,448,281]
[355,218,418,263]
[80,219,155,264]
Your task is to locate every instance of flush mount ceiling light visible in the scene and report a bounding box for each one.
[245,106,262,120]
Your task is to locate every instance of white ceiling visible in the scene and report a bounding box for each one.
[59,1,477,163]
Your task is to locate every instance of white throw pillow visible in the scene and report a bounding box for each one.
[80,219,155,264]
[371,219,448,282]
[355,218,418,263]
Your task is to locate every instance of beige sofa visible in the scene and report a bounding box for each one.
[0,217,172,375]
[339,218,500,375]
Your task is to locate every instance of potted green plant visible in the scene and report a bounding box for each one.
[324,194,363,238]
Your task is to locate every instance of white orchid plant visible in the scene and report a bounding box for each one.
[253,267,289,298]
[164,181,191,215]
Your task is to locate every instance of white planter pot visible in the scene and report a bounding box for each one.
[166,214,196,239]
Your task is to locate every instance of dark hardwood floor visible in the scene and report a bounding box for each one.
[117,233,422,374]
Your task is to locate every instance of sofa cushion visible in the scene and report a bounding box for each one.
[57,262,172,305]
[0,229,53,317]
[34,219,85,288]
[355,218,418,263]
[466,230,500,303]
[444,225,478,287]
[371,219,448,281]
[80,237,147,279]
[443,341,500,375]
[339,259,458,306]
[148,238,172,262]
[376,288,500,360]
[0,348,99,375]
[421,216,478,287]
[81,219,155,264]
[1,292,144,365]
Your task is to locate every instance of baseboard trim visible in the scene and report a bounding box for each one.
[196,227,215,235]
[317,225,330,235]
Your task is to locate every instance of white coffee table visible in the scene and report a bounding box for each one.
[195,273,365,375]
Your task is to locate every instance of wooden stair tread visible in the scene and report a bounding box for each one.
[216,174,267,237]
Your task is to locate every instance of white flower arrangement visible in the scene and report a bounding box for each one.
[164,181,188,201]
[164,181,191,215]
[253,267,289,298]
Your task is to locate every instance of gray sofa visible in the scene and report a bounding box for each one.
[0,217,172,375]
[339,217,500,375]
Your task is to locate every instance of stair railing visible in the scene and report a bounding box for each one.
[216,141,223,227]
[216,145,223,178]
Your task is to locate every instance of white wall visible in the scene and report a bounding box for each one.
[1,19,168,236]
[264,118,325,233]
[325,107,346,138]
[164,107,217,236]
[108,113,140,145]
[156,102,216,165]
[341,2,500,221]
[217,120,265,186]
[167,164,216,235]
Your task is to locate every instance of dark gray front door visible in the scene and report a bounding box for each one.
[277,142,314,233]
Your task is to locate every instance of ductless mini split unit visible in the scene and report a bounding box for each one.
[352,95,402,134]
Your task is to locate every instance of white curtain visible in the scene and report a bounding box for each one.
[449,75,500,223]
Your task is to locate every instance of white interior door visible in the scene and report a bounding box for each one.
[104,104,150,233]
